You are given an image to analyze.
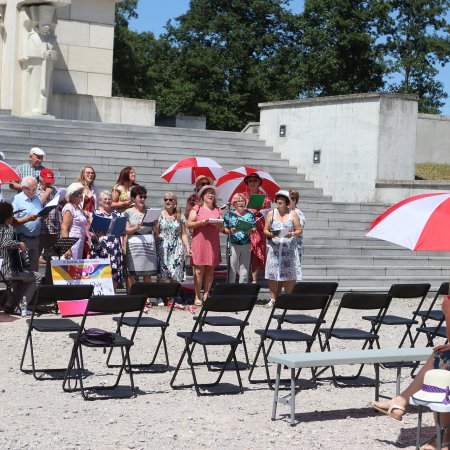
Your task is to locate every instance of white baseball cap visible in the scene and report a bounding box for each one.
[30,147,45,156]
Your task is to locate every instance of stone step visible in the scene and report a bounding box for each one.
[304,245,445,257]
[301,201,389,213]
[303,255,450,266]
[303,265,450,277]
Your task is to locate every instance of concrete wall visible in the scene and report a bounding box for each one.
[416,114,450,164]
[50,92,155,126]
[375,180,450,203]
[54,0,117,97]
[259,93,417,203]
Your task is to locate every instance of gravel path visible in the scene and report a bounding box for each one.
[0,298,440,449]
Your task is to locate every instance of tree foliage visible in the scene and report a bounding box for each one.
[112,0,450,130]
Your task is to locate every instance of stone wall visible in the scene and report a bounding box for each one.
[416,113,450,164]
[258,93,418,203]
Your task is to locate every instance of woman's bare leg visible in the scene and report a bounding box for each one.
[250,254,259,283]
[202,266,215,300]
[194,266,205,304]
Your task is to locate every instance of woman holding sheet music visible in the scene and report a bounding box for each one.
[61,183,89,260]
[88,190,125,289]
[124,185,157,292]
[243,173,271,283]
[187,185,222,306]
[154,192,191,283]
[223,193,256,283]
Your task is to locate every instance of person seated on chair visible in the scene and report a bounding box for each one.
[0,202,43,314]
[369,295,450,450]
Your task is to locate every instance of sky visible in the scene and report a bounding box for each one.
[129,0,450,115]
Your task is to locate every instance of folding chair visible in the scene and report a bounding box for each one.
[197,282,261,367]
[62,294,147,400]
[248,293,329,388]
[272,281,338,328]
[318,292,391,383]
[106,282,181,372]
[362,283,431,348]
[19,285,94,380]
[170,294,257,396]
[412,282,449,346]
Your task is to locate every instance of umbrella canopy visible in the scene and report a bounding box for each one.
[0,161,20,184]
[366,192,450,251]
[215,166,280,202]
[161,157,227,184]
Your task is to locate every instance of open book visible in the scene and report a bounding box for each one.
[141,208,161,225]
[38,193,60,217]
[91,214,127,237]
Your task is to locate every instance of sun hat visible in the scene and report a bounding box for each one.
[275,190,290,203]
[198,184,218,199]
[194,175,213,185]
[30,147,45,156]
[40,168,55,184]
[243,173,262,185]
[411,369,450,404]
[65,182,85,201]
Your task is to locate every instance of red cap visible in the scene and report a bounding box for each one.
[40,168,55,184]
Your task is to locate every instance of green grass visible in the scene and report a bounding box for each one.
[416,163,450,180]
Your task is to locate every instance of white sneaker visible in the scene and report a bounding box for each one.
[157,298,165,307]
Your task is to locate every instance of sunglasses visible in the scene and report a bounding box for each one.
[164,198,174,202]
[200,182,211,186]
[247,179,259,183]
[72,192,83,198]
[137,195,147,199]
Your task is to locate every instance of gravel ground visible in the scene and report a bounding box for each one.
[0,297,440,449]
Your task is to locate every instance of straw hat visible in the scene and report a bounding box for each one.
[275,190,290,203]
[411,369,450,404]
[198,184,218,199]
[65,182,85,201]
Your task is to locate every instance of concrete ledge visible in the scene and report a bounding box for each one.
[49,93,156,126]
[375,179,450,203]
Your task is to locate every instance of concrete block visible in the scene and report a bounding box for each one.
[69,0,115,25]
[87,73,112,97]
[89,24,114,50]
[56,5,71,20]
[119,97,156,126]
[67,46,113,74]
[54,44,69,71]
[56,19,90,46]
[53,70,88,94]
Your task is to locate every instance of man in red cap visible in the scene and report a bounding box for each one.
[36,168,61,264]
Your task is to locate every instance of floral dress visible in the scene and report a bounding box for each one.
[265,209,302,281]
[156,213,187,282]
[88,209,125,284]
[243,190,271,269]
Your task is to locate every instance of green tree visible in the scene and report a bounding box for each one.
[155,0,302,131]
[384,0,450,113]
[299,0,389,97]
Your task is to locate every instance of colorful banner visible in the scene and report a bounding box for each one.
[51,258,114,295]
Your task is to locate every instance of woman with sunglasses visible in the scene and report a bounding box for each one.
[61,183,89,259]
[124,185,157,292]
[154,192,191,283]
[243,173,271,283]
[188,185,222,306]
[185,175,212,219]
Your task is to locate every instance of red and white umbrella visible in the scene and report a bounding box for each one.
[366,192,450,251]
[161,157,227,184]
[0,161,20,184]
[215,166,280,202]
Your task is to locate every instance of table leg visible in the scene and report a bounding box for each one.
[416,405,422,450]
[290,368,296,426]
[396,363,402,395]
[271,363,281,421]
[374,363,379,401]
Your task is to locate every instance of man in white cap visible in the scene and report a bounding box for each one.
[10,147,46,192]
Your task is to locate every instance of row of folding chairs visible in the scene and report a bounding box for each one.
[18,281,449,400]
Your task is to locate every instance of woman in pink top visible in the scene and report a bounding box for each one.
[188,185,222,305]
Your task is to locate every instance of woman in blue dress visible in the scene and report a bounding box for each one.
[154,192,191,283]
[88,190,125,290]
[263,190,302,305]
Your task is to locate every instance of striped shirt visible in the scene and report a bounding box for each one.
[15,162,44,180]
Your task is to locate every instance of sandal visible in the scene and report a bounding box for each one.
[420,440,450,450]
[194,298,203,307]
[369,401,406,421]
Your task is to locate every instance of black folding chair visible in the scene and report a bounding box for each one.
[62,294,147,400]
[272,281,338,328]
[362,283,430,348]
[19,285,94,380]
[318,292,391,383]
[197,283,261,367]
[170,294,257,396]
[248,293,329,389]
[412,282,449,347]
[106,282,181,372]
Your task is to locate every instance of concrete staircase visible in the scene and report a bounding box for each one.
[0,113,448,291]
